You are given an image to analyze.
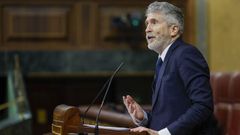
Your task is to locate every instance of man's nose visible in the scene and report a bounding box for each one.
[145,25,151,33]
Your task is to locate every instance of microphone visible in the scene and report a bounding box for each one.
[95,62,124,135]
[82,78,110,125]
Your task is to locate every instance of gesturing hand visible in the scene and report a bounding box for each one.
[122,95,144,122]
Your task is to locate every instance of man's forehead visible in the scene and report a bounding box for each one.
[146,13,163,20]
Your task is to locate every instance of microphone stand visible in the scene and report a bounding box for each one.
[82,78,110,125]
[94,62,124,135]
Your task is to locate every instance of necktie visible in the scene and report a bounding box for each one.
[152,58,163,90]
[155,58,163,78]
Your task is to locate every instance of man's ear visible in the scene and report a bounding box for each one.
[170,25,180,37]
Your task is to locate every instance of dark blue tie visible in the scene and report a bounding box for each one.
[155,58,163,78]
[152,58,163,91]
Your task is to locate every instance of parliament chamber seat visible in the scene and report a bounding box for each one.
[229,72,240,103]
[211,72,240,135]
[214,103,231,134]
[211,72,232,103]
[228,104,240,135]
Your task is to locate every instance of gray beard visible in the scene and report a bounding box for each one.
[147,37,170,54]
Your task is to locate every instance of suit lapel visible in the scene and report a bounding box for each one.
[152,38,183,108]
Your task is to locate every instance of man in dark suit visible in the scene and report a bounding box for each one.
[123,1,218,135]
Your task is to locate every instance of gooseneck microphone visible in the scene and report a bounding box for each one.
[82,78,110,125]
[95,62,124,135]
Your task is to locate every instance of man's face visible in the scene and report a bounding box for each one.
[145,13,172,53]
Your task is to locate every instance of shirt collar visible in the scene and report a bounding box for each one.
[159,42,173,61]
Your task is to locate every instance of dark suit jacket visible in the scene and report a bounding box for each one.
[148,38,217,135]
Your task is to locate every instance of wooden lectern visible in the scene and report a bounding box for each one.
[51,104,147,135]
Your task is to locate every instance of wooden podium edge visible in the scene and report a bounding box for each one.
[51,104,148,135]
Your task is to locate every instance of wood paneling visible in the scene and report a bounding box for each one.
[0,2,79,50]
[0,0,195,51]
[3,7,69,39]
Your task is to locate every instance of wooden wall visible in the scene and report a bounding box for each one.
[0,0,195,51]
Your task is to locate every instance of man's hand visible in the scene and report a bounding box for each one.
[122,95,144,122]
[131,126,158,135]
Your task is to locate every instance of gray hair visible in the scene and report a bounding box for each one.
[146,1,184,34]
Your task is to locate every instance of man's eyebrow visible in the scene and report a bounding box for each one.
[145,20,148,25]
[145,18,152,25]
